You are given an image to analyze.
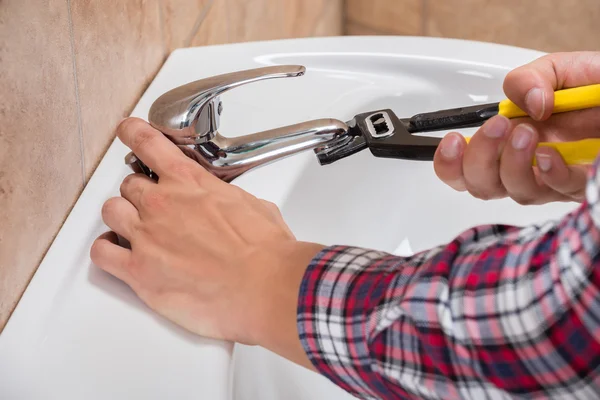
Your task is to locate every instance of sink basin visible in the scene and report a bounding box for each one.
[0,36,578,399]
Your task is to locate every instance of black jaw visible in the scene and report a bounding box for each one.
[315,123,367,165]
[356,109,442,161]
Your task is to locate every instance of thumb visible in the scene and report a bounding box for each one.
[502,51,600,122]
[503,56,558,121]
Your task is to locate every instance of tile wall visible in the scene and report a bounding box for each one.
[346,0,600,52]
[0,0,342,332]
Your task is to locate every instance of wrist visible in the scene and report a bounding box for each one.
[248,240,325,369]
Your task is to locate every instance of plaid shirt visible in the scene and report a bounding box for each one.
[297,158,600,400]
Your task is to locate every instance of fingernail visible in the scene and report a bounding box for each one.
[483,115,509,138]
[536,153,552,172]
[525,88,545,120]
[440,135,461,159]
[512,124,534,150]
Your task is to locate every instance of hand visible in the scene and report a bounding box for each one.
[90,118,323,366]
[434,51,600,204]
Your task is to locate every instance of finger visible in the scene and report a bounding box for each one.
[101,197,140,240]
[499,108,600,143]
[120,173,156,209]
[433,132,467,191]
[535,147,588,202]
[503,51,600,121]
[90,231,133,283]
[462,115,511,200]
[532,107,600,142]
[117,117,203,180]
[499,124,562,204]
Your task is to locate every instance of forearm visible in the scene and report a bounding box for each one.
[252,240,324,372]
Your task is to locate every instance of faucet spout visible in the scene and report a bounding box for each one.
[193,118,349,182]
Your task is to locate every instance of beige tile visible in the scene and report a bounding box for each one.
[313,0,343,37]
[227,0,283,42]
[281,0,339,38]
[70,0,166,179]
[346,0,423,35]
[426,0,600,52]
[346,22,384,36]
[0,0,83,331]
[190,0,230,46]
[228,0,337,43]
[162,0,210,51]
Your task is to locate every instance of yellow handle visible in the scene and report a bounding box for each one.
[465,84,600,165]
[498,83,600,119]
[533,140,600,166]
[465,137,600,165]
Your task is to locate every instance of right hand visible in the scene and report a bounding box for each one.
[91,118,323,370]
[433,51,600,205]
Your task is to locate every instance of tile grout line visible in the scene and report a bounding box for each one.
[342,0,348,35]
[184,0,216,48]
[422,0,429,36]
[66,0,86,186]
[310,0,339,37]
[157,0,168,59]
[224,0,231,43]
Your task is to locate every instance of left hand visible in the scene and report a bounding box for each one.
[91,117,323,359]
[433,51,600,205]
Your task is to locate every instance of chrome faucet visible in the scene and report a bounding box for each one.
[125,65,351,182]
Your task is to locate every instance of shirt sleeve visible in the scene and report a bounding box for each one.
[297,158,600,400]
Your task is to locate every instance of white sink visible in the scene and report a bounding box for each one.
[0,36,578,399]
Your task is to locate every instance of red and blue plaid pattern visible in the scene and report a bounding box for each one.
[297,158,600,400]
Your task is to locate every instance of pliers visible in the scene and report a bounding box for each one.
[316,84,600,167]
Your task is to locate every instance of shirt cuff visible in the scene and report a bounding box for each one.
[296,245,400,400]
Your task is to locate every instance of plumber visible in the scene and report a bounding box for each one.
[91,51,600,399]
